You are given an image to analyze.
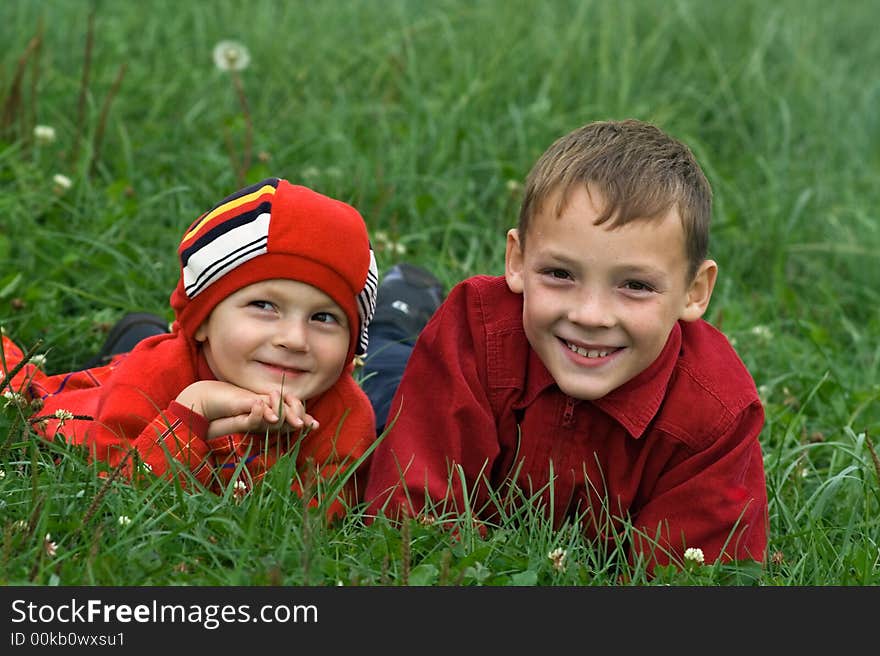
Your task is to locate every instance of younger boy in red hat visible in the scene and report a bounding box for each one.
[2,178,379,520]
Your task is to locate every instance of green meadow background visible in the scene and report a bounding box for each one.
[1,0,878,585]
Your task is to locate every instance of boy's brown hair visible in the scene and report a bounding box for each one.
[517,119,712,281]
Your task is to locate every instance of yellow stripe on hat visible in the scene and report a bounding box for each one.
[181,183,277,244]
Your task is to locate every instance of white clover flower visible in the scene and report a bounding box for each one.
[44,534,58,557]
[548,547,567,572]
[2,390,27,410]
[0,469,5,479]
[54,409,74,421]
[213,40,251,72]
[12,519,27,531]
[232,479,248,502]
[117,515,131,526]
[506,179,523,193]
[684,547,705,564]
[750,325,772,340]
[373,230,408,256]
[52,173,72,194]
[30,353,47,368]
[34,124,56,144]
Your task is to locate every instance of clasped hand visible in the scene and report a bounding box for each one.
[175,380,318,439]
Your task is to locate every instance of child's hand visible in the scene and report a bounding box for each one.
[175,380,318,439]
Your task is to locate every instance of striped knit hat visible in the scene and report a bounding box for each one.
[170,178,378,363]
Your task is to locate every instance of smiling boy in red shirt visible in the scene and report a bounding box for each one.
[364,119,768,569]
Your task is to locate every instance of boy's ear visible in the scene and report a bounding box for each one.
[505,228,525,294]
[194,323,208,343]
[680,259,718,322]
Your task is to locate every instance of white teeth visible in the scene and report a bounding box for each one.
[567,343,611,358]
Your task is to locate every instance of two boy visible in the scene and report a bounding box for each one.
[3,119,769,570]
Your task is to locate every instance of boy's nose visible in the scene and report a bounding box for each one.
[273,318,309,350]
[567,289,615,327]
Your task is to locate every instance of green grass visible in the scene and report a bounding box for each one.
[1,0,879,585]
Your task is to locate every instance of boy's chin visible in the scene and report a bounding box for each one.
[553,374,618,401]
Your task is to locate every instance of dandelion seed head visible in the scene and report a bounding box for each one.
[213,40,251,71]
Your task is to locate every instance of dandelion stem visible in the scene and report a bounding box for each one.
[71,10,94,167]
[0,27,42,140]
[90,62,127,175]
[230,70,252,186]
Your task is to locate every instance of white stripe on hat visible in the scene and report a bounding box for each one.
[356,248,379,355]
[183,212,271,298]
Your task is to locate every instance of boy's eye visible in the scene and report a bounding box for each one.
[623,280,654,292]
[250,300,275,311]
[545,268,572,281]
[312,311,340,325]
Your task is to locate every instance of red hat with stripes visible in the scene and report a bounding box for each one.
[170,178,378,363]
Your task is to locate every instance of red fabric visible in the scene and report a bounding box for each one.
[3,331,374,521]
[363,275,768,568]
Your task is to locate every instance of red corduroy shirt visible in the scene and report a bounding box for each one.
[364,275,768,568]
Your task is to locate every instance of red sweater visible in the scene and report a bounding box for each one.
[364,275,768,568]
[3,330,374,520]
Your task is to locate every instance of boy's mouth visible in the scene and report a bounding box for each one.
[259,361,308,376]
[564,340,620,359]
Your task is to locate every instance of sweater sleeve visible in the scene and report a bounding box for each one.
[291,374,376,521]
[125,401,215,487]
[364,281,501,523]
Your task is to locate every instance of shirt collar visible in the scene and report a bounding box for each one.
[516,322,682,439]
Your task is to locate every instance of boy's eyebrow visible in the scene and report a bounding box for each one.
[613,263,669,279]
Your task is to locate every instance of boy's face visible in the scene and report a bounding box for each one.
[194,279,350,401]
[505,185,717,401]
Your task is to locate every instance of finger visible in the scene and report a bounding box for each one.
[207,406,263,439]
[281,400,318,431]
